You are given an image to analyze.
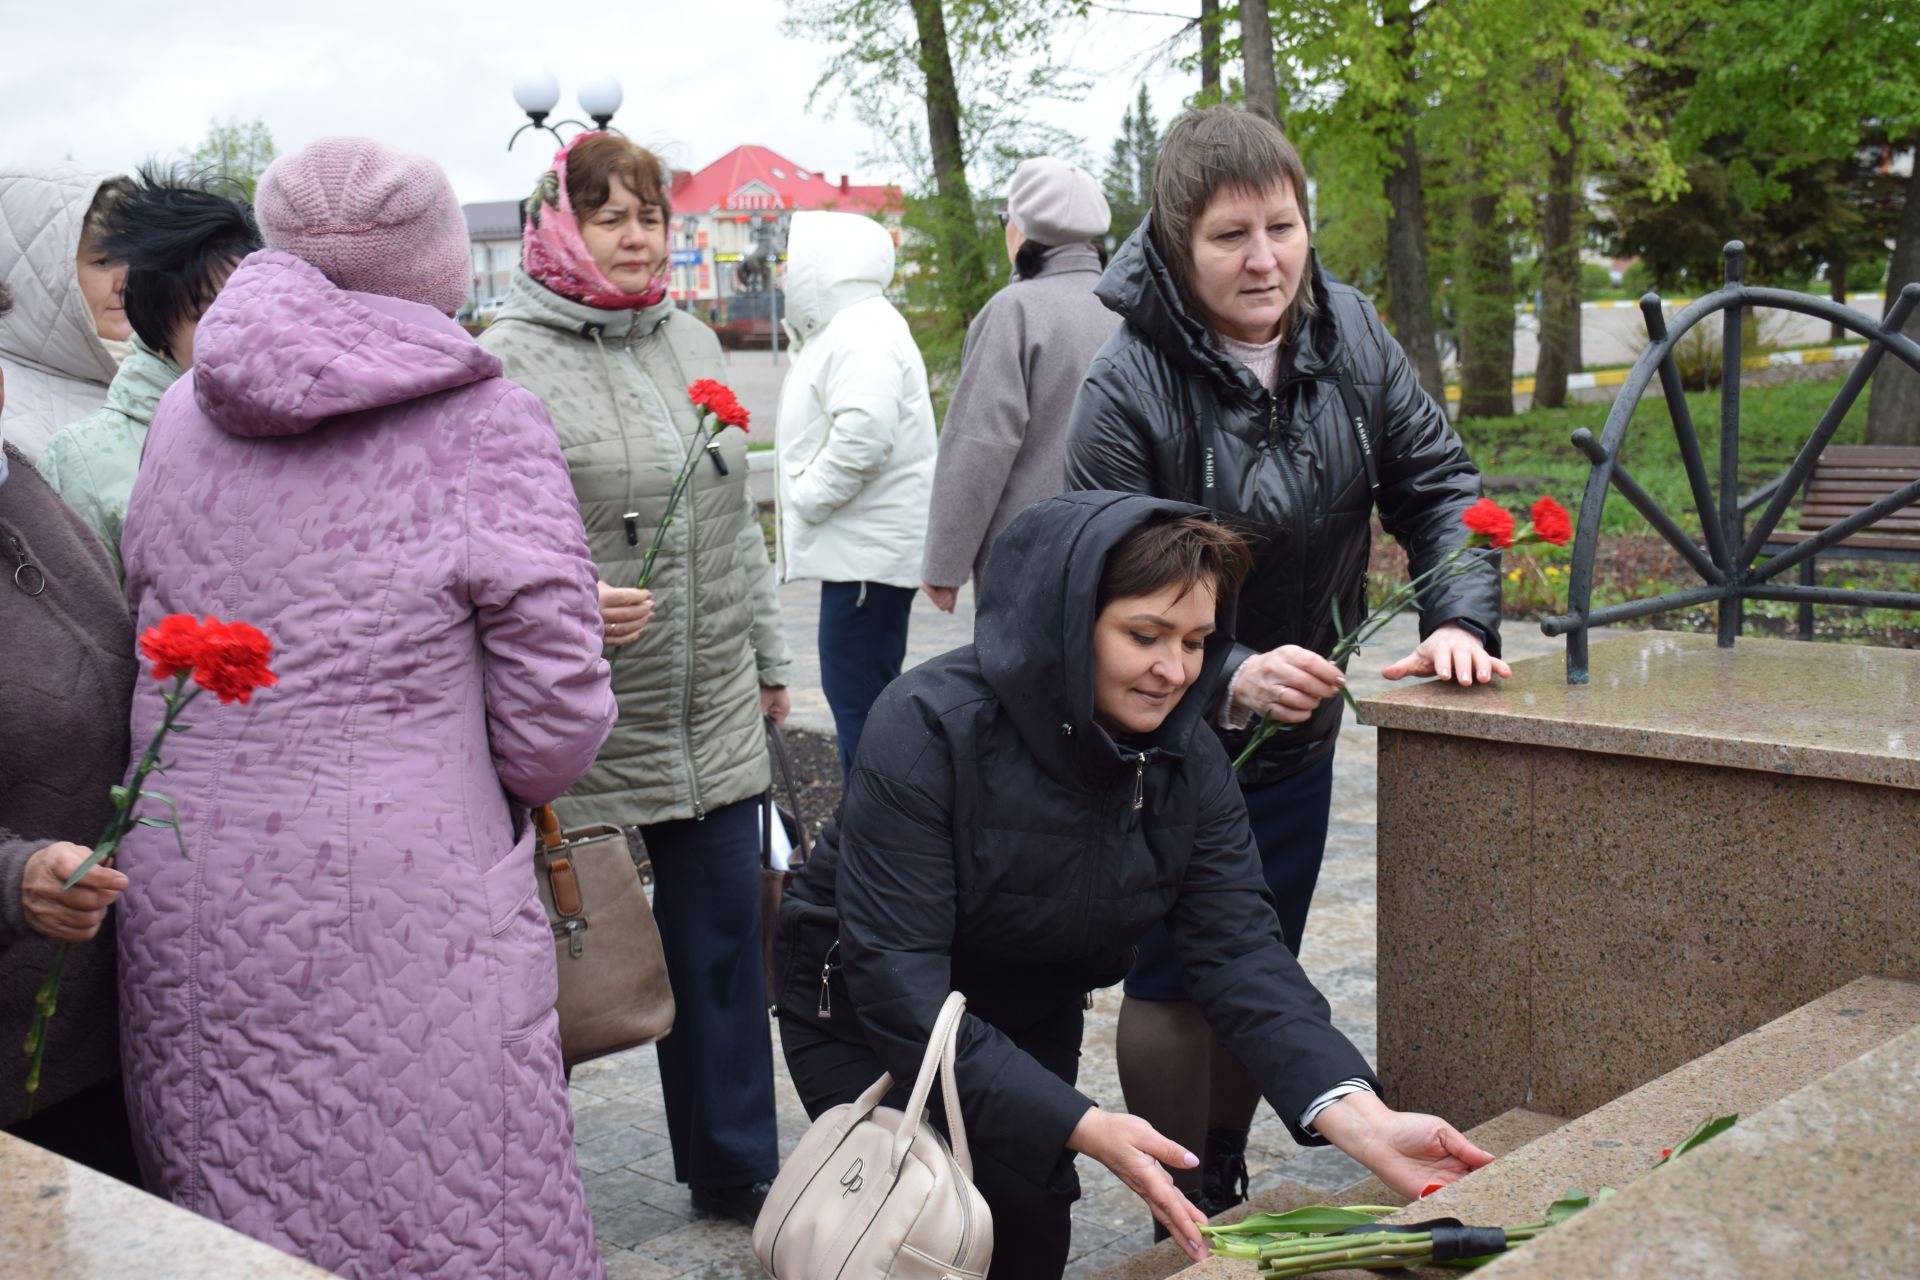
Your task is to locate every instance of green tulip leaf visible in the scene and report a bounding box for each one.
[1202,1205,1393,1237]
[1661,1114,1738,1165]
[1545,1189,1592,1225]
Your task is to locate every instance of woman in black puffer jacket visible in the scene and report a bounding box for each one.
[773,492,1492,1278]
[1064,107,1507,1225]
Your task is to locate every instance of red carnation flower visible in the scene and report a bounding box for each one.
[191,620,279,705]
[1530,495,1573,546]
[688,379,750,431]
[1462,498,1516,549]
[139,614,208,682]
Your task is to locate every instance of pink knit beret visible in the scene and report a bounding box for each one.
[255,137,471,315]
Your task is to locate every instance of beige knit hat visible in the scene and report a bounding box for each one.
[255,137,471,314]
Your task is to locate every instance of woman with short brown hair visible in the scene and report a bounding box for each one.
[1066,106,1508,1228]
[481,131,793,1226]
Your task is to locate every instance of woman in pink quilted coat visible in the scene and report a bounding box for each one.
[113,138,617,1278]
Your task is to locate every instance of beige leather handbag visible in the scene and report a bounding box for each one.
[532,804,675,1066]
[754,992,992,1279]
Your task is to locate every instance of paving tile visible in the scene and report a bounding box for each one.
[576,1125,674,1175]
[592,1199,691,1251]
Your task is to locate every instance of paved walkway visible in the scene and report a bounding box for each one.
[574,596,1570,1277]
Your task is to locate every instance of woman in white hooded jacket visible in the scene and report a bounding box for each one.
[775,210,936,778]
[0,164,132,459]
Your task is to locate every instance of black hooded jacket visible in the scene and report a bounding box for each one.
[1064,220,1499,787]
[786,491,1374,1188]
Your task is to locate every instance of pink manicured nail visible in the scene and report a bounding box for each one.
[1182,1151,1199,1168]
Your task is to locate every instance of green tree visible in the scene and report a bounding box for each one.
[784,0,1091,376]
[1103,86,1160,248]
[187,117,276,198]
[1666,0,1920,443]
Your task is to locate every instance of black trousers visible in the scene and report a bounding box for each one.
[4,1074,143,1188]
[773,899,1085,1280]
[643,799,780,1188]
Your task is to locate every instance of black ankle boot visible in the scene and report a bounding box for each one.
[1199,1126,1250,1217]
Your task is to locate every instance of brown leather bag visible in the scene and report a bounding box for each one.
[760,717,812,1007]
[533,804,675,1066]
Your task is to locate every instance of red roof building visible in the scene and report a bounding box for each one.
[666,145,903,307]
[670,144,900,217]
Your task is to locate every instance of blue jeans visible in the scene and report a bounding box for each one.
[818,581,916,778]
[1124,752,1337,1000]
[642,799,779,1188]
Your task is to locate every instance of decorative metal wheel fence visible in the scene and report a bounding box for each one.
[1541,241,1920,683]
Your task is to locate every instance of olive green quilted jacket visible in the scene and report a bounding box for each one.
[482,271,790,826]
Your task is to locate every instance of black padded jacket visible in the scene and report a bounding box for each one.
[1065,220,1500,787]
[784,491,1375,1190]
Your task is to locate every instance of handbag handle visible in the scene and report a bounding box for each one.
[892,991,971,1179]
[763,715,812,866]
[533,804,566,852]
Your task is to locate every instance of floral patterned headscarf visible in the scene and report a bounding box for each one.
[522,133,670,311]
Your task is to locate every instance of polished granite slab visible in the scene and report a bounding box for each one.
[0,1131,331,1278]
[1170,976,1920,1279]
[1359,630,1920,790]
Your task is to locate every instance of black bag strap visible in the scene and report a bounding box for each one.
[763,716,812,868]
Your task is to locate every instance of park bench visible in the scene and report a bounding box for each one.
[1753,444,1920,639]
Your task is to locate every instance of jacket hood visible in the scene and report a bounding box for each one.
[192,250,501,439]
[781,211,896,348]
[101,337,183,427]
[490,266,676,342]
[975,490,1238,786]
[0,163,125,388]
[1096,215,1342,401]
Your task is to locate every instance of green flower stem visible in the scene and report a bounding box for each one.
[609,418,721,671]
[1230,547,1498,772]
[21,676,196,1115]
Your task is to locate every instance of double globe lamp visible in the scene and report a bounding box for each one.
[508,70,624,149]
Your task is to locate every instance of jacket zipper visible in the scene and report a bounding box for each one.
[1271,387,1311,659]
[7,531,47,597]
[627,326,706,819]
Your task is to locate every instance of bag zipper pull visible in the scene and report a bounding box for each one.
[817,940,839,1019]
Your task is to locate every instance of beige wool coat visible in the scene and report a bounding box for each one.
[482,271,790,826]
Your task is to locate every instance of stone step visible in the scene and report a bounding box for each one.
[1091,1108,1564,1280]
[1164,973,1920,1278]
[1479,1014,1920,1278]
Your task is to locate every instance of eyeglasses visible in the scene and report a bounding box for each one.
[994,209,1010,229]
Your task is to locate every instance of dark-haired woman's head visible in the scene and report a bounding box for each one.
[1150,107,1316,344]
[1092,513,1252,735]
[565,134,671,297]
[101,169,263,365]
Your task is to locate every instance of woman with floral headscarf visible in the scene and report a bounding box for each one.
[480,133,791,1226]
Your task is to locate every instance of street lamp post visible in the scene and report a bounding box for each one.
[507,70,625,151]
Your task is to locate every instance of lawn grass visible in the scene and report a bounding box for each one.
[1453,373,1868,538]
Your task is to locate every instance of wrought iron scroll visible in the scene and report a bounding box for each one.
[1541,241,1920,683]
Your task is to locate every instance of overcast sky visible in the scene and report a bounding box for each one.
[6,0,1195,204]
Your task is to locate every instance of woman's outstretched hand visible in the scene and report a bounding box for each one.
[1067,1107,1208,1262]
[1381,621,1511,687]
[1312,1091,1495,1198]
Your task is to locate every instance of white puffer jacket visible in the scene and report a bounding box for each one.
[775,211,935,587]
[0,164,124,460]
